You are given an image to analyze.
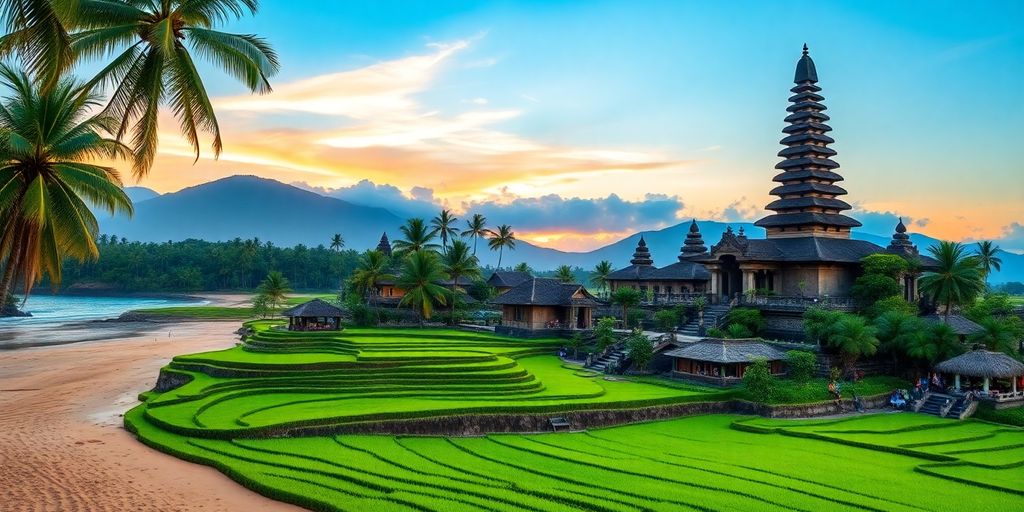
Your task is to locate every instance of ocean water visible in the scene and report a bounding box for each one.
[0,295,203,328]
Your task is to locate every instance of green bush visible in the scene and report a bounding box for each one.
[653,308,683,331]
[626,333,653,372]
[742,358,776,403]
[786,350,817,383]
[866,296,918,319]
[594,317,617,350]
[626,307,648,328]
[724,323,753,338]
[724,308,763,335]
[974,402,1024,427]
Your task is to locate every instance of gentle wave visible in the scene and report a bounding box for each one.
[0,295,205,328]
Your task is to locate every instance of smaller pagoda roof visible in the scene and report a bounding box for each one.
[651,261,711,281]
[490,278,599,307]
[922,314,985,336]
[794,44,818,83]
[487,271,532,288]
[935,350,1024,379]
[605,264,660,281]
[664,339,786,364]
[282,298,344,318]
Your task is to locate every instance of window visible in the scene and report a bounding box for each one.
[514,307,526,322]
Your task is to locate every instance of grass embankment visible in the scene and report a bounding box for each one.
[131,293,337,320]
[975,402,1024,427]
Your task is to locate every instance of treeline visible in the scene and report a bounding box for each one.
[53,238,362,292]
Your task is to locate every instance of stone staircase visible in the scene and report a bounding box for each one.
[915,393,976,419]
[587,346,628,373]
[678,304,732,337]
[916,393,947,417]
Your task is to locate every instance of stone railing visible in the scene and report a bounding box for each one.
[641,292,712,306]
[739,295,857,311]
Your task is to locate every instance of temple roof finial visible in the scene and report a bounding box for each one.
[681,219,707,259]
[802,43,808,56]
[377,232,393,256]
[887,216,916,255]
[630,235,654,266]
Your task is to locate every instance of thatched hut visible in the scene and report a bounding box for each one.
[663,338,786,386]
[282,299,344,331]
[936,350,1024,396]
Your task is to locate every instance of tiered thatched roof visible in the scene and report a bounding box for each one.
[935,350,1024,378]
[281,298,344,318]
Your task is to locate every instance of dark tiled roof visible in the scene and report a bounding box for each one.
[487,271,532,288]
[605,264,660,281]
[697,236,890,264]
[769,182,847,196]
[935,350,1024,378]
[754,212,862,229]
[650,261,711,280]
[281,298,344,318]
[663,339,787,364]
[923,314,985,336]
[490,278,599,307]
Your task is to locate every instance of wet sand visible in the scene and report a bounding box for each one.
[0,321,302,511]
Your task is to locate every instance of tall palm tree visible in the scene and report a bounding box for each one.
[826,314,879,375]
[0,0,75,89]
[554,265,574,283]
[256,270,290,312]
[397,250,448,324]
[393,218,438,254]
[873,310,923,368]
[919,242,985,321]
[329,234,344,251]
[349,250,392,307]
[461,213,488,255]
[487,224,516,269]
[591,260,613,297]
[71,0,279,177]
[441,239,480,325]
[0,65,132,312]
[975,240,1002,290]
[430,208,458,254]
[908,323,962,366]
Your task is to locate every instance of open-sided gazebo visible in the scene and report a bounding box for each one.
[281,299,344,331]
[936,350,1024,402]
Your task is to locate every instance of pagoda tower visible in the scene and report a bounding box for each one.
[886,218,919,256]
[376,232,393,256]
[680,219,708,259]
[630,236,654,266]
[755,44,861,239]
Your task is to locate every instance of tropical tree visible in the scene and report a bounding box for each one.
[970,317,1019,355]
[873,310,923,368]
[461,213,488,255]
[513,262,531,274]
[487,224,516,269]
[908,323,962,366]
[329,234,344,251]
[825,313,879,375]
[430,208,458,254]
[0,65,133,312]
[611,287,641,327]
[919,242,985,321]
[349,250,392,306]
[975,241,1002,289]
[0,0,74,88]
[591,260,613,297]
[256,270,290,312]
[554,265,574,283]
[397,250,448,324]
[393,218,438,254]
[66,0,278,177]
[626,331,653,372]
[441,239,480,324]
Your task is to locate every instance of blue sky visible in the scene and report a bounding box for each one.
[138,0,1024,251]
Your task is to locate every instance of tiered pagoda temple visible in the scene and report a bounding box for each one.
[605,224,711,301]
[693,45,928,302]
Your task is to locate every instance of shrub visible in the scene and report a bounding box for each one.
[803,307,844,344]
[724,323,753,338]
[743,358,776,402]
[251,294,271,319]
[786,350,817,383]
[594,317,617,350]
[706,327,726,338]
[860,253,910,278]
[725,307,763,336]
[653,309,682,331]
[866,296,918,319]
[626,333,653,372]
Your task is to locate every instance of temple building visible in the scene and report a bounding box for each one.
[605,222,711,303]
[376,232,393,257]
[491,277,599,335]
[692,45,929,303]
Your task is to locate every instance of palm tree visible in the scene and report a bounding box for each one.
[430,208,458,254]
[970,317,1018,355]
[919,242,985,321]
[975,241,1002,290]
[349,250,392,306]
[393,218,438,254]
[554,265,574,283]
[611,287,641,327]
[826,314,879,375]
[397,250,448,324]
[329,234,344,251]
[441,240,480,325]
[70,0,280,177]
[461,213,488,255]
[256,270,290,312]
[873,310,923,368]
[591,260,613,297]
[908,323,962,366]
[0,65,133,312]
[513,262,532,274]
[488,224,516,269]
[0,0,75,89]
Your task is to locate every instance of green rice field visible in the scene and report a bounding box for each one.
[127,324,1024,511]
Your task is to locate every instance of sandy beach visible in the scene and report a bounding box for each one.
[0,321,302,512]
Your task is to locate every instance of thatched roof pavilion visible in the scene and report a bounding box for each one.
[663,338,786,385]
[281,298,344,331]
[936,349,1024,395]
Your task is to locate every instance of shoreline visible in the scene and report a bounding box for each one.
[0,321,302,511]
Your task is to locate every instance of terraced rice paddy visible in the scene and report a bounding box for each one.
[127,324,1024,511]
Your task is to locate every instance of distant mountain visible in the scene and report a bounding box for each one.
[99,176,1023,284]
[124,186,160,203]
[100,176,405,249]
